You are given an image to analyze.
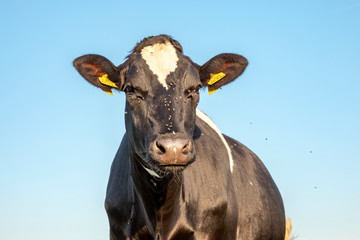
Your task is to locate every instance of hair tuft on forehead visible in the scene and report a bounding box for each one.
[131,34,183,55]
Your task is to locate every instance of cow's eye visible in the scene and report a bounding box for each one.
[124,86,135,93]
[186,85,202,98]
[124,85,145,102]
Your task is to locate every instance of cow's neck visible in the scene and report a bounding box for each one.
[130,151,184,237]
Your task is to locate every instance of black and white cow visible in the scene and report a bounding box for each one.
[73,35,285,240]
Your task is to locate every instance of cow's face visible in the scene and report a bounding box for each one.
[73,35,247,177]
[123,43,201,172]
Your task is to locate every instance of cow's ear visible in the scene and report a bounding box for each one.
[73,54,128,95]
[199,53,248,94]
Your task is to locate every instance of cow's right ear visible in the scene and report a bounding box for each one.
[73,54,128,95]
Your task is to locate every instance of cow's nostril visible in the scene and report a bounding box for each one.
[156,141,166,154]
[181,140,190,155]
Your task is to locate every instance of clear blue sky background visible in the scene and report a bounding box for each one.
[1,0,359,239]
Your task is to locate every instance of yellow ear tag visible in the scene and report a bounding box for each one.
[102,89,113,95]
[208,72,226,95]
[208,86,217,95]
[98,74,118,88]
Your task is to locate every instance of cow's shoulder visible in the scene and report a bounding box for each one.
[224,135,286,239]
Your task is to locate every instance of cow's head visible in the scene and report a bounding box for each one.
[73,35,247,177]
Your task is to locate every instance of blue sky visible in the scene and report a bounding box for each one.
[1,0,359,239]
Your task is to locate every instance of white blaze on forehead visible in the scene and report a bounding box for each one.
[196,108,234,173]
[141,42,179,90]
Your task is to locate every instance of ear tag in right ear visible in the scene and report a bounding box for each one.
[98,74,118,88]
[208,72,226,95]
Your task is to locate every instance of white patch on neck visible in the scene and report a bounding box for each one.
[136,158,162,178]
[141,42,179,90]
[196,108,234,173]
[143,166,161,178]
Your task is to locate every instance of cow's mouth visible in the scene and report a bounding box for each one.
[160,164,188,171]
[144,156,196,177]
[158,157,195,172]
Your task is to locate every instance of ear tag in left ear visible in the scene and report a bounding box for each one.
[208,72,226,95]
[98,74,118,88]
[102,89,113,95]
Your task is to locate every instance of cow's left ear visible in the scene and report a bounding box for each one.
[199,53,248,94]
[73,54,128,95]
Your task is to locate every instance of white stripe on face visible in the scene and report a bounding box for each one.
[196,108,234,173]
[141,42,179,90]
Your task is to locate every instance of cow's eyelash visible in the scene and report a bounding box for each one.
[124,85,135,93]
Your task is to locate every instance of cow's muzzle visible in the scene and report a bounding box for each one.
[149,133,195,169]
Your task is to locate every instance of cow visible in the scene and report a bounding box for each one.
[73,34,286,240]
